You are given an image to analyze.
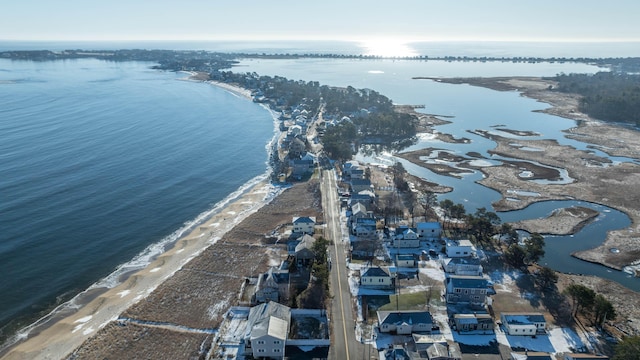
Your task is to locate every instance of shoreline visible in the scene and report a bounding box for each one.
[2,178,282,360]
[1,75,282,359]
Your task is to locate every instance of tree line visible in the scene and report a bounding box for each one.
[552,72,640,126]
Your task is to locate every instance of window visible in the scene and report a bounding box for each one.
[257,340,265,345]
[274,349,281,353]
[258,349,265,353]
[379,278,384,282]
[274,340,281,344]
[455,288,461,293]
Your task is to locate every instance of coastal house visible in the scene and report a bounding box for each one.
[360,266,393,288]
[349,192,375,208]
[416,222,442,240]
[377,310,434,334]
[501,312,547,336]
[352,217,377,239]
[292,216,316,234]
[393,227,420,248]
[291,158,314,179]
[396,254,417,268]
[350,202,371,220]
[350,178,373,194]
[253,267,289,305]
[244,302,291,359]
[445,239,476,258]
[452,313,493,333]
[294,234,316,266]
[441,257,483,276]
[445,275,488,305]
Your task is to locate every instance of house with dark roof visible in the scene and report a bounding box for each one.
[501,312,547,336]
[396,254,417,268]
[350,178,373,193]
[445,275,488,305]
[394,227,420,248]
[253,267,289,305]
[360,266,393,288]
[292,216,316,234]
[294,234,316,266]
[377,310,434,334]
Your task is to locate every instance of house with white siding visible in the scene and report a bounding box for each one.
[292,216,315,234]
[245,302,290,359]
[360,266,393,288]
[445,239,476,258]
[416,222,442,240]
[501,312,547,336]
[377,310,434,334]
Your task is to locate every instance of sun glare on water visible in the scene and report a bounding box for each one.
[359,38,418,58]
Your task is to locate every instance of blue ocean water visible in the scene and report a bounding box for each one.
[0,58,274,335]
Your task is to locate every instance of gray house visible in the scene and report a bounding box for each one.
[445,275,488,305]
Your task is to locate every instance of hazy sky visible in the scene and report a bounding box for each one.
[2,0,639,42]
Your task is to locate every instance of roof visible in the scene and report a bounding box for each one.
[447,275,488,289]
[377,310,433,327]
[565,354,609,360]
[411,333,447,344]
[396,254,415,261]
[350,178,371,186]
[502,312,546,325]
[293,216,316,224]
[361,266,390,278]
[426,343,449,359]
[295,234,316,253]
[442,257,481,266]
[352,202,367,214]
[511,352,552,360]
[454,313,492,324]
[246,302,291,341]
[416,222,441,230]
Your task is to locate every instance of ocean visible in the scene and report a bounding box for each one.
[0,58,274,339]
[1,39,639,344]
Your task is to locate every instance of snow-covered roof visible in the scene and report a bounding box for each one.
[246,302,291,341]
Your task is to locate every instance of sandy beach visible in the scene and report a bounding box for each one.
[1,179,279,360]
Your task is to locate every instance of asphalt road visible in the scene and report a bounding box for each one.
[321,169,360,360]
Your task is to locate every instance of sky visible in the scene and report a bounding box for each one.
[2,0,639,43]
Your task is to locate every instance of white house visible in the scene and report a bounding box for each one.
[245,302,291,359]
[441,257,483,276]
[396,254,416,268]
[501,312,547,336]
[292,216,316,234]
[445,239,476,258]
[360,266,393,288]
[377,310,433,334]
[416,222,442,240]
[394,227,420,248]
